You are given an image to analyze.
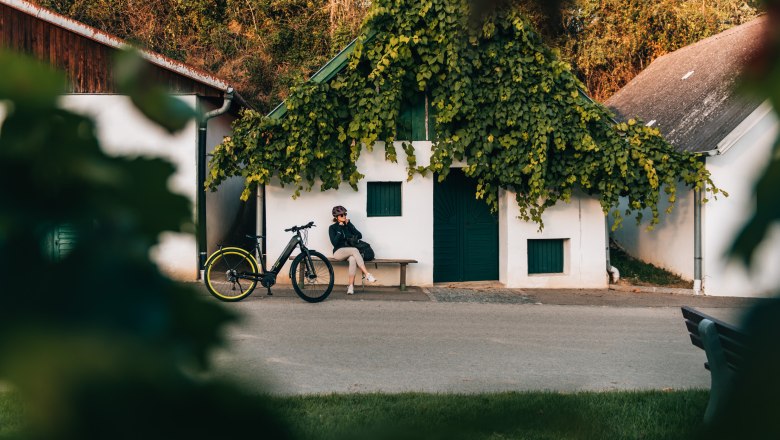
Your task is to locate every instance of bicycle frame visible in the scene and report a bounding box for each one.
[204,221,332,302]
[217,228,312,283]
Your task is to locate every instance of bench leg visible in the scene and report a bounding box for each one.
[400,263,407,291]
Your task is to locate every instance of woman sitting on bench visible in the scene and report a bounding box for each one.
[329,205,376,295]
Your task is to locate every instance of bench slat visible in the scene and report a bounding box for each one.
[288,256,418,264]
[682,307,749,373]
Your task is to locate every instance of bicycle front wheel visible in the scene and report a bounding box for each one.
[204,247,258,302]
[290,251,334,303]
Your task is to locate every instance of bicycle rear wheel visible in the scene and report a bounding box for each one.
[290,251,334,303]
[204,247,258,301]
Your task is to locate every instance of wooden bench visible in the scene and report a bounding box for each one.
[330,258,418,291]
[289,255,417,291]
[681,306,750,423]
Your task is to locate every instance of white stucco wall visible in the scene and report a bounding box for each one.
[703,107,780,297]
[265,141,607,289]
[611,104,780,297]
[610,182,696,281]
[265,142,434,286]
[500,190,608,288]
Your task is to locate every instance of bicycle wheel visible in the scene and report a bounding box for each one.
[290,251,334,303]
[204,247,258,302]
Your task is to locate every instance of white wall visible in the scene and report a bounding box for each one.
[60,94,200,280]
[265,141,607,289]
[704,107,780,297]
[610,182,696,281]
[611,105,780,297]
[265,141,434,286]
[500,190,608,288]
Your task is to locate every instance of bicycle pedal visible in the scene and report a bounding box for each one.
[266,288,273,296]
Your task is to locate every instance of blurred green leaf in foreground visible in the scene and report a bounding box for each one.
[0,50,289,439]
[709,1,780,439]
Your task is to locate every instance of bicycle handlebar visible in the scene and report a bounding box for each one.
[284,221,315,232]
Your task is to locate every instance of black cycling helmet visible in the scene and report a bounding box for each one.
[332,205,347,217]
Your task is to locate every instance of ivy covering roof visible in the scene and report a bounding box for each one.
[208,0,720,230]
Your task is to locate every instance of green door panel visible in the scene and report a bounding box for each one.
[434,168,498,282]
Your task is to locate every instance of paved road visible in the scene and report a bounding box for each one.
[207,294,750,395]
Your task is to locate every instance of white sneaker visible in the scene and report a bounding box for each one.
[365,273,377,283]
[346,285,354,295]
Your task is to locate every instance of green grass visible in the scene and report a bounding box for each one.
[610,246,693,288]
[1,390,708,439]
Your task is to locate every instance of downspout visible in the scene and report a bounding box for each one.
[197,87,235,278]
[692,150,718,295]
[605,215,620,283]
[693,186,703,295]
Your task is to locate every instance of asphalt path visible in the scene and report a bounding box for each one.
[208,296,750,395]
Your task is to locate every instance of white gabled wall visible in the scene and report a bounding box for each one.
[265,141,434,286]
[500,190,608,288]
[264,141,608,289]
[703,108,780,297]
[611,105,780,297]
[610,182,696,281]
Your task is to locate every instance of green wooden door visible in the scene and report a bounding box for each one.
[433,168,498,282]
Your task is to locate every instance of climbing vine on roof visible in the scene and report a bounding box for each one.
[207,0,722,229]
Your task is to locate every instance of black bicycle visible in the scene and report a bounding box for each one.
[203,221,334,303]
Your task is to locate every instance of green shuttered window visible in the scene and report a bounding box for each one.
[367,182,402,217]
[528,239,564,274]
[397,93,434,141]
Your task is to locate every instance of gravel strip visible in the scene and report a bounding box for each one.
[428,287,536,304]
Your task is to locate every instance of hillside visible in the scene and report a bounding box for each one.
[31,0,758,110]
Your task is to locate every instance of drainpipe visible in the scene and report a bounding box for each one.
[605,215,620,283]
[693,186,703,295]
[197,87,235,278]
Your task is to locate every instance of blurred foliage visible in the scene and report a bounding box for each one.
[114,50,199,133]
[207,0,720,230]
[0,50,290,439]
[709,1,780,437]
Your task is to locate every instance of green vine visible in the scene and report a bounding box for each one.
[206,0,722,229]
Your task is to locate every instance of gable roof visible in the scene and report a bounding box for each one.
[1,0,249,108]
[605,17,766,154]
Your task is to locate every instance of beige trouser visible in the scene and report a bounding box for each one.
[333,247,366,277]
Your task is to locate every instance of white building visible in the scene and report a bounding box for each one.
[262,39,609,289]
[606,17,780,297]
[0,0,253,280]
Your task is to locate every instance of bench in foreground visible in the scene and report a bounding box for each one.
[681,306,750,423]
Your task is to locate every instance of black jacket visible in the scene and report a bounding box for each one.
[329,221,362,253]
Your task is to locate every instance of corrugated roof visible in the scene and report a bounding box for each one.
[2,0,248,108]
[605,17,766,153]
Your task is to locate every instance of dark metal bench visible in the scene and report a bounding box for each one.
[681,306,750,423]
[329,258,418,291]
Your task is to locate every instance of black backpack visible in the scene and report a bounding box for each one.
[348,237,375,261]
